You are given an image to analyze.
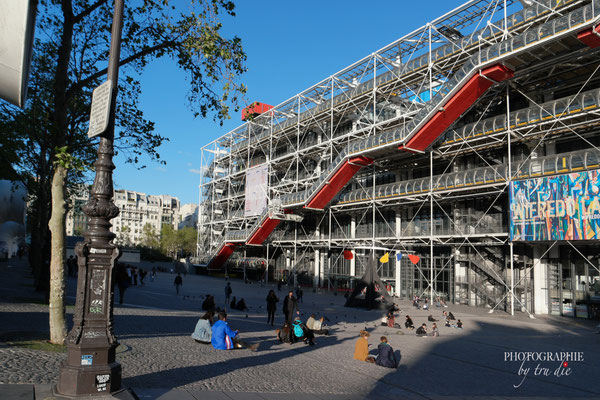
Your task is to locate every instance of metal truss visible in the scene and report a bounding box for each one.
[197,0,600,316]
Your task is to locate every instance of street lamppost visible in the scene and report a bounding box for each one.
[56,0,127,396]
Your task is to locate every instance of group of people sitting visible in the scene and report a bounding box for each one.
[385,309,462,337]
[191,311,259,351]
[229,296,248,311]
[441,311,462,329]
[412,296,449,310]
[353,330,397,368]
[276,313,330,346]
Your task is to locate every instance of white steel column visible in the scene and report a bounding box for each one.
[314,249,320,288]
[395,251,401,297]
[350,250,356,282]
[266,244,270,284]
[533,246,549,315]
[430,151,434,304]
[507,85,515,316]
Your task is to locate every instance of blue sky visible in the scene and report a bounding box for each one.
[113,0,466,204]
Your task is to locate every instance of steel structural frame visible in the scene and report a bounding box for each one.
[197,0,600,316]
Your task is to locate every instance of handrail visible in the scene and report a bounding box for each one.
[225,0,585,155]
[335,147,600,205]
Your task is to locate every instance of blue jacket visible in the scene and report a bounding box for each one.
[376,343,397,368]
[211,320,237,350]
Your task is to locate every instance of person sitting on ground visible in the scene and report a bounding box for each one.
[375,336,398,368]
[230,296,237,310]
[192,311,215,344]
[235,298,248,311]
[292,316,315,345]
[211,312,258,351]
[386,310,396,328]
[440,298,448,308]
[413,296,420,310]
[423,299,429,311]
[276,321,293,344]
[416,323,428,337]
[427,315,437,322]
[353,330,375,363]
[202,295,216,312]
[404,315,414,330]
[444,317,451,327]
[448,311,456,320]
[306,314,329,335]
[430,323,439,337]
[456,319,463,329]
[381,315,388,327]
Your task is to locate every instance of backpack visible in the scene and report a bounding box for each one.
[293,322,304,338]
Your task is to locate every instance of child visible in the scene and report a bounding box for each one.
[375,336,397,368]
[431,323,439,337]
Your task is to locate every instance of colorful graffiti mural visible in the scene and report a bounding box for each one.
[510,169,600,241]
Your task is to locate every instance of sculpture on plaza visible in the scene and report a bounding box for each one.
[345,253,394,310]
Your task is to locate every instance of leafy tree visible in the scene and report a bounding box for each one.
[116,225,132,247]
[160,223,179,259]
[1,0,246,344]
[141,223,159,249]
[177,227,198,257]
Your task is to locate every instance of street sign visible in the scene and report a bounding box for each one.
[87,80,113,138]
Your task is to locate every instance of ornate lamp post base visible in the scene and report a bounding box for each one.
[55,0,131,397]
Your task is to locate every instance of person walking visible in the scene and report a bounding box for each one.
[67,255,75,277]
[114,263,129,305]
[225,282,232,307]
[282,290,299,323]
[296,287,304,303]
[174,273,183,295]
[266,290,279,326]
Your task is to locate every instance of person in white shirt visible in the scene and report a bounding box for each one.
[306,314,329,335]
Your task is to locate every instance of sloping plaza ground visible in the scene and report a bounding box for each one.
[1,259,599,399]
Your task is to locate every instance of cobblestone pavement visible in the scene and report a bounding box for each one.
[1,259,600,399]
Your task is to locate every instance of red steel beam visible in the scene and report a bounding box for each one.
[246,217,281,245]
[401,64,514,153]
[305,156,374,210]
[577,25,600,48]
[208,242,237,270]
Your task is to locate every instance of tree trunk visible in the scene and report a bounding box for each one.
[48,164,68,344]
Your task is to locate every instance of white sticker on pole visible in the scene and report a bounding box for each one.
[87,80,112,138]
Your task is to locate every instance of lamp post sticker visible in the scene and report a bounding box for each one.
[81,355,93,366]
[95,374,110,392]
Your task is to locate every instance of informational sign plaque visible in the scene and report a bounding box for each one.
[87,80,112,138]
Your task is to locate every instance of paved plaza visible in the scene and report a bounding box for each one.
[1,259,599,399]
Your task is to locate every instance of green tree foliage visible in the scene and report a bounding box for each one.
[0,0,246,344]
[159,225,197,259]
[141,223,159,249]
[177,227,198,256]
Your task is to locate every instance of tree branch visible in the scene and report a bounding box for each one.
[67,40,176,97]
[73,0,108,24]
